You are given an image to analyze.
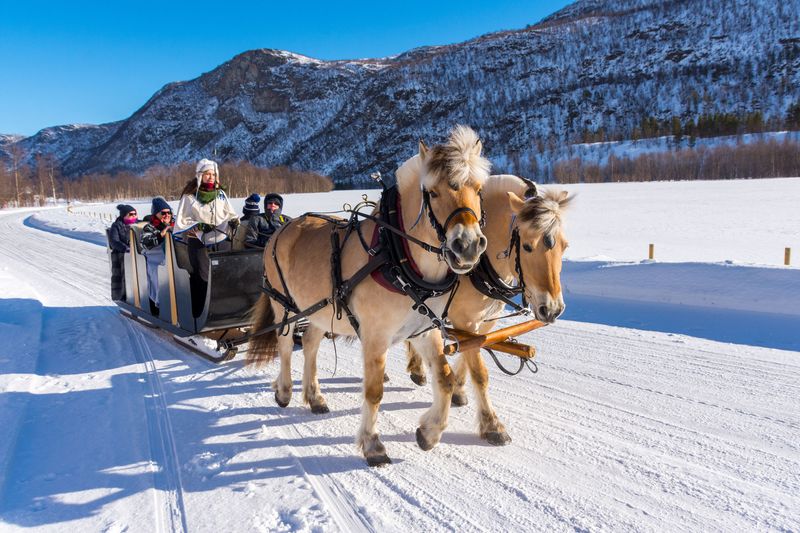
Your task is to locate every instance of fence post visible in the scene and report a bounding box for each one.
[786,247,792,266]
[648,243,654,260]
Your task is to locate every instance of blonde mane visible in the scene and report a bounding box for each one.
[517,189,572,237]
[423,125,491,189]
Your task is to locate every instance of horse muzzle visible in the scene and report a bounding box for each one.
[529,292,565,324]
[445,224,487,273]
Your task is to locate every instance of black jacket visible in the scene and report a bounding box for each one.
[109,218,131,253]
[243,212,290,248]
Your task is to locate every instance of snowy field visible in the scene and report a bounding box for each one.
[1,178,799,531]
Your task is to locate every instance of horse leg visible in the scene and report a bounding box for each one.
[411,331,454,451]
[405,340,427,386]
[357,340,391,467]
[463,348,511,445]
[272,322,295,408]
[301,325,329,414]
[450,355,469,407]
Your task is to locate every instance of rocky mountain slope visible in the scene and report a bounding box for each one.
[3,0,799,185]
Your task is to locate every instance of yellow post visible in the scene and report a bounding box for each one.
[786,247,791,266]
[648,243,654,260]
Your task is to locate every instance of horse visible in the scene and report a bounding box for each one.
[246,125,489,466]
[405,175,572,446]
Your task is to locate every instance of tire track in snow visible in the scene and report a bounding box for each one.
[126,321,189,533]
[272,410,373,533]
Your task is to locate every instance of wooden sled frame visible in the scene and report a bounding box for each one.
[443,319,546,359]
[109,226,263,363]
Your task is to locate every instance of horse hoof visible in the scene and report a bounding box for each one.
[383,373,390,383]
[415,427,436,451]
[485,431,512,446]
[366,454,392,467]
[451,392,468,407]
[274,392,289,408]
[410,373,427,386]
[310,403,330,414]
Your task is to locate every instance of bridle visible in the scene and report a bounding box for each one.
[421,187,486,247]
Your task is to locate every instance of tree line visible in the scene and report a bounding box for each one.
[578,101,800,145]
[552,138,800,183]
[0,156,333,207]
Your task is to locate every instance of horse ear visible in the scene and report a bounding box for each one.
[507,191,525,215]
[519,176,537,198]
[558,190,570,205]
[471,138,483,157]
[419,140,429,161]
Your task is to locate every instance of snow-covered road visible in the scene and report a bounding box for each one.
[0,207,798,532]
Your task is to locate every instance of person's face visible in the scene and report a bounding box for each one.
[157,209,172,223]
[265,200,279,214]
[201,170,217,185]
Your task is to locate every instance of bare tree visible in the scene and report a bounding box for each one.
[8,144,26,207]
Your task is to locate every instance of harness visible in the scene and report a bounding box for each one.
[468,223,530,318]
[222,175,479,352]
[465,220,541,376]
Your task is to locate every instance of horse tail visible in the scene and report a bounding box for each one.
[245,294,278,367]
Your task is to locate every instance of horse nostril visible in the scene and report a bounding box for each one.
[538,305,548,319]
[478,235,487,252]
[451,237,466,255]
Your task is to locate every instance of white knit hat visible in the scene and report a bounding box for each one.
[195,158,219,178]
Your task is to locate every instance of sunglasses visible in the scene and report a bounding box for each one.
[159,210,172,216]
[265,201,280,205]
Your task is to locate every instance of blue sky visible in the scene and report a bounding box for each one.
[0,0,572,136]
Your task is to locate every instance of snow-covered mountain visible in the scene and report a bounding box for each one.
[3,0,799,184]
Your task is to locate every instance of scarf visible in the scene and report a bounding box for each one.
[197,188,219,204]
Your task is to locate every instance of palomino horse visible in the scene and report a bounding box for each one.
[406,175,572,446]
[246,125,489,466]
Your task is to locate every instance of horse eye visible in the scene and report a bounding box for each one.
[523,243,533,253]
[428,190,439,199]
[544,234,556,250]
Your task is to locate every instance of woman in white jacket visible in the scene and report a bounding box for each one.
[174,158,239,316]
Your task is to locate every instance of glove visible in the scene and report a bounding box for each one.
[229,218,240,228]
[197,223,213,232]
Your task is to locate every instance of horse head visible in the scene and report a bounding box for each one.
[417,125,488,274]
[508,188,573,323]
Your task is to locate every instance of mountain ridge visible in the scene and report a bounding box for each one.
[2,0,799,184]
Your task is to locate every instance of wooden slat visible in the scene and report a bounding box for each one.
[165,235,179,326]
[129,228,141,309]
[442,320,546,356]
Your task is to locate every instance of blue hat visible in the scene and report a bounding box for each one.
[244,193,261,215]
[150,197,171,215]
